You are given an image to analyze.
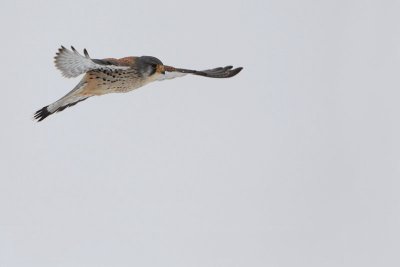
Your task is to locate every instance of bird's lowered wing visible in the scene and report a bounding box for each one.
[159,65,243,80]
[54,46,130,78]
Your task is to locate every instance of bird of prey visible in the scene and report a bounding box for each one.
[34,46,243,121]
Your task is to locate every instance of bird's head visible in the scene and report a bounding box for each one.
[138,56,165,77]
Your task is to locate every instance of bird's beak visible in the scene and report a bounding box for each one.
[157,64,165,75]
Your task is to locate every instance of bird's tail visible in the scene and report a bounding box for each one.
[34,81,89,122]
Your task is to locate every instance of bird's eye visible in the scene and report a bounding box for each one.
[148,64,157,75]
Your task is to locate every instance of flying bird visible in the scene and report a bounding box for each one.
[34,46,243,121]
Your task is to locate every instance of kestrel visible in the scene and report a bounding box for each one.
[34,46,243,121]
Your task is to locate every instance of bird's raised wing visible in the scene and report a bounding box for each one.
[159,65,243,81]
[54,46,130,78]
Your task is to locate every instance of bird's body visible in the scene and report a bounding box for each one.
[34,46,242,121]
[83,56,167,95]
[82,62,151,95]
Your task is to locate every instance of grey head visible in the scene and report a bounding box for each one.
[137,56,164,76]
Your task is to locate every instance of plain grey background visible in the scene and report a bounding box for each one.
[1,0,399,266]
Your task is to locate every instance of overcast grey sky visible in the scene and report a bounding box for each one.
[1,0,400,266]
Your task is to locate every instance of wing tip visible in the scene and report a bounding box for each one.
[33,106,52,122]
[229,66,243,77]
